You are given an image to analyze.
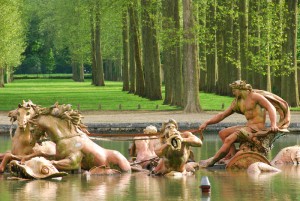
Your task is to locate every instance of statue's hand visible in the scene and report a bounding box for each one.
[176,134,183,142]
[20,157,26,164]
[199,123,207,132]
[166,135,182,150]
[51,160,57,165]
[270,125,279,133]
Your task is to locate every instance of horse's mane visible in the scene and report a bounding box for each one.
[33,102,90,134]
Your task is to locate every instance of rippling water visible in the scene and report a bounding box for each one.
[0,133,300,201]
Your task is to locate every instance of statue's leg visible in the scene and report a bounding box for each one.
[52,152,83,171]
[207,133,238,167]
[219,126,243,159]
[152,158,167,175]
[107,150,131,172]
[0,153,15,173]
[0,153,5,160]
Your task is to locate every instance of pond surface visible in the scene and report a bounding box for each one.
[0,133,300,201]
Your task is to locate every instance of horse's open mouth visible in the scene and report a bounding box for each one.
[8,158,68,179]
[9,161,34,179]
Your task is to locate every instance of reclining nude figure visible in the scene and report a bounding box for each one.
[129,125,159,171]
[199,80,290,168]
[0,100,55,173]
[152,119,202,176]
[30,103,131,173]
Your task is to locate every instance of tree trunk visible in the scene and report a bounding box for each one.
[248,0,261,89]
[122,7,130,91]
[172,0,184,106]
[161,0,172,104]
[94,1,105,86]
[239,0,249,80]
[128,9,136,94]
[141,0,154,99]
[90,6,97,85]
[216,0,229,96]
[0,68,4,88]
[233,5,241,80]
[198,0,207,91]
[129,1,144,96]
[205,0,217,93]
[182,0,202,113]
[72,61,84,82]
[284,0,299,106]
[5,65,13,83]
[79,63,84,82]
[152,26,162,100]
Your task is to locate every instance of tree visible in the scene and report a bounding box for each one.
[281,0,299,107]
[182,0,202,113]
[141,0,162,100]
[122,6,130,91]
[128,0,145,96]
[0,0,26,87]
[91,0,105,85]
[161,0,183,106]
[205,0,217,93]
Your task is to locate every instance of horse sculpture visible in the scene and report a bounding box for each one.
[29,103,131,173]
[0,100,55,173]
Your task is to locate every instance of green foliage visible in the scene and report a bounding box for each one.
[0,0,26,68]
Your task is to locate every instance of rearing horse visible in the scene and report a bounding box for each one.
[30,103,131,173]
[0,100,55,172]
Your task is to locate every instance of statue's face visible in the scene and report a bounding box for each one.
[17,106,35,129]
[163,123,179,138]
[232,88,242,98]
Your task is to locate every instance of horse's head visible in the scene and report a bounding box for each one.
[16,100,37,129]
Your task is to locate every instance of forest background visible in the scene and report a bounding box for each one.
[0,0,299,113]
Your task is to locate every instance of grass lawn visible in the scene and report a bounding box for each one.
[0,79,297,111]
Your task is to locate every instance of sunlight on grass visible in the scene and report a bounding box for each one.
[2,79,297,112]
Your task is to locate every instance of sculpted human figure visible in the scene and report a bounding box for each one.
[271,145,300,166]
[199,80,281,167]
[129,125,159,170]
[152,119,202,176]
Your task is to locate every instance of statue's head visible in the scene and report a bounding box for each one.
[161,119,179,139]
[229,80,252,91]
[143,125,157,134]
[15,100,37,129]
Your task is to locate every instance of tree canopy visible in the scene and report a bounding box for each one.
[0,0,299,109]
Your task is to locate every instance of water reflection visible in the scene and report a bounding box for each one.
[8,179,59,201]
[0,133,300,201]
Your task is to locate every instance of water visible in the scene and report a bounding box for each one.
[1,133,300,201]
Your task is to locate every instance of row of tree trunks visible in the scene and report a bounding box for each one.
[201,0,299,107]
[102,0,300,110]
[103,59,121,81]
